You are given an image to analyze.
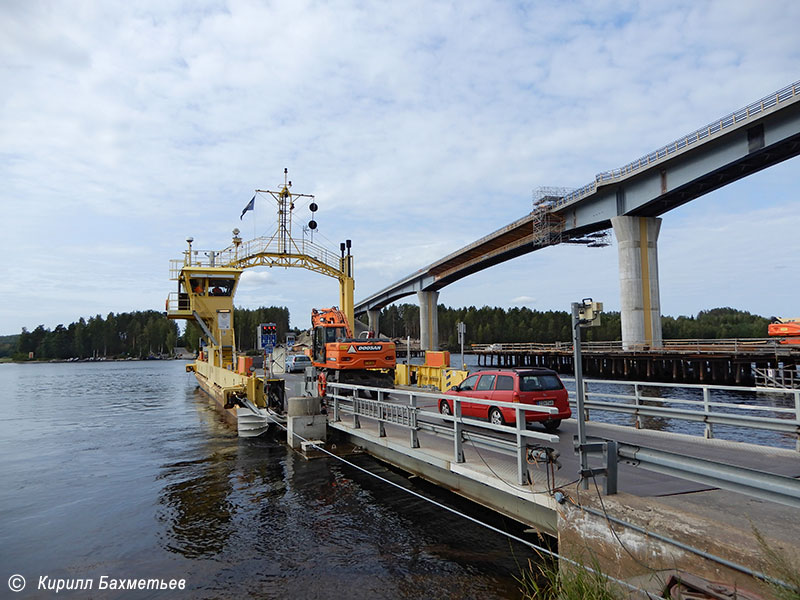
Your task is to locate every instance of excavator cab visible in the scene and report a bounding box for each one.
[312,324,347,363]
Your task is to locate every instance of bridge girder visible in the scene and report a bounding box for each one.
[355,88,800,315]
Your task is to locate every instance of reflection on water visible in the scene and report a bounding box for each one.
[0,361,537,599]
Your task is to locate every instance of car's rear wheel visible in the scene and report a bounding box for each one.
[543,419,561,433]
[489,407,505,426]
[439,401,452,417]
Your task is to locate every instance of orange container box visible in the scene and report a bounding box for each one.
[424,351,450,368]
[237,356,254,375]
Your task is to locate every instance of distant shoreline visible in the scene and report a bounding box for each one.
[0,357,194,364]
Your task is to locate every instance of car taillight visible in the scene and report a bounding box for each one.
[512,392,520,402]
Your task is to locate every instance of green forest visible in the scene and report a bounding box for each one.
[6,306,290,361]
[182,306,290,355]
[3,304,772,360]
[363,305,773,352]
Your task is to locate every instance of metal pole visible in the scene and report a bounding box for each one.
[458,321,466,370]
[572,302,589,489]
[516,406,527,485]
[461,328,465,369]
[703,387,712,439]
[454,398,464,463]
[409,393,419,448]
[795,389,800,453]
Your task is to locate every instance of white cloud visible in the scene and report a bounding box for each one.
[1,0,799,333]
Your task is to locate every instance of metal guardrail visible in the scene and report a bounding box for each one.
[326,381,800,508]
[550,80,800,210]
[614,440,800,510]
[562,377,800,451]
[326,382,558,486]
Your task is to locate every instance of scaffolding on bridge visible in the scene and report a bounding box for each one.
[532,187,611,248]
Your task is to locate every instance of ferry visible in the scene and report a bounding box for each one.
[165,234,283,437]
[165,170,354,436]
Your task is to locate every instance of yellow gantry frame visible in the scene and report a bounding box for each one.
[224,250,355,329]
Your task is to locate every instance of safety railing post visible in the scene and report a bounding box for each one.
[333,392,340,422]
[377,390,386,438]
[634,383,642,429]
[409,393,419,448]
[604,440,618,495]
[795,390,800,453]
[703,387,712,439]
[353,389,361,429]
[516,406,527,486]
[453,398,464,463]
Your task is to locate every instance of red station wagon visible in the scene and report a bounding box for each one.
[439,368,571,432]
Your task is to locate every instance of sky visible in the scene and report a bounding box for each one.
[1,0,799,335]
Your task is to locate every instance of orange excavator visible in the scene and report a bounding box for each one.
[768,318,800,345]
[310,307,396,397]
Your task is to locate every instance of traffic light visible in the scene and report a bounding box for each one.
[259,323,278,352]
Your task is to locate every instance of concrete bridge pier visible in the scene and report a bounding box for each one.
[611,216,663,349]
[418,290,439,351]
[367,309,381,337]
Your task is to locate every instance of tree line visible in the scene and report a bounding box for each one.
[181,306,290,353]
[364,305,772,351]
[8,306,291,360]
[7,304,772,360]
[13,311,179,360]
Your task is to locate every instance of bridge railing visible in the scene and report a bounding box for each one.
[552,80,800,210]
[562,377,800,451]
[326,381,559,486]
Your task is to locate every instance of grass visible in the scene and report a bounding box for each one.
[754,528,800,600]
[516,529,800,600]
[516,554,623,600]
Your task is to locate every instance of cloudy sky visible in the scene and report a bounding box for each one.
[1,0,799,335]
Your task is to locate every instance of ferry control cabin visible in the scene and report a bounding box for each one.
[166,264,243,371]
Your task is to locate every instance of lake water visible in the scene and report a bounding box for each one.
[0,361,539,599]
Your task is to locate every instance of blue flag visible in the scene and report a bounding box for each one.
[240,195,255,220]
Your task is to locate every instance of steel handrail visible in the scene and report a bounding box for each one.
[562,377,800,450]
[326,381,800,509]
[585,391,797,414]
[326,381,559,486]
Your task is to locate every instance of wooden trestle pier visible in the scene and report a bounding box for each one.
[472,339,800,386]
